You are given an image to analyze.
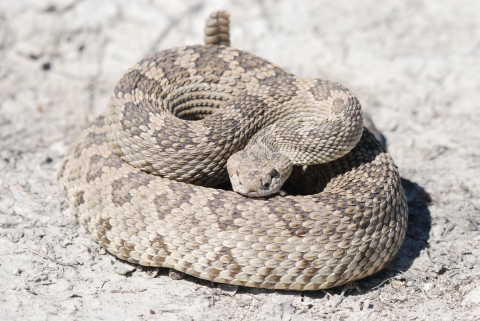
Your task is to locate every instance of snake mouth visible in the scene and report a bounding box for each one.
[232,187,276,198]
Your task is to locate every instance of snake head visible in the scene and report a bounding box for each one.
[227,148,293,197]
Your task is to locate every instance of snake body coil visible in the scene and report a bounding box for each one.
[58,12,407,290]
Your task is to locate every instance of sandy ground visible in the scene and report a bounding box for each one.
[1,0,479,320]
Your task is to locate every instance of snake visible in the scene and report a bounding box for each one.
[58,11,407,291]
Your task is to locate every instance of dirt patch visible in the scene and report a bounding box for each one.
[1,1,479,320]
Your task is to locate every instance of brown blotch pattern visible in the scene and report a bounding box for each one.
[58,42,407,291]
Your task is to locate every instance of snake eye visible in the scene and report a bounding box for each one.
[262,171,275,189]
[269,169,278,178]
[262,176,272,189]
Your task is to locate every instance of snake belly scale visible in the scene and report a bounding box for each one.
[58,11,407,291]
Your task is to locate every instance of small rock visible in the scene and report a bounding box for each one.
[168,269,185,280]
[353,300,363,312]
[431,224,445,239]
[364,299,372,309]
[144,267,159,278]
[423,283,435,291]
[114,262,136,275]
[49,278,72,292]
[9,185,32,204]
[193,296,210,310]
[432,288,444,296]
[391,280,403,289]
[281,313,293,321]
[236,301,248,307]
[75,283,98,295]
[461,287,480,305]
[61,238,72,248]
[64,300,79,311]
[34,228,46,239]
[48,141,68,158]
[280,301,295,313]
[372,301,383,312]
[218,283,238,296]
[7,267,22,276]
[7,231,24,243]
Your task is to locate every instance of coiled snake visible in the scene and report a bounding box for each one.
[59,11,407,290]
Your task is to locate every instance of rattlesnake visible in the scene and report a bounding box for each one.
[58,11,407,290]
